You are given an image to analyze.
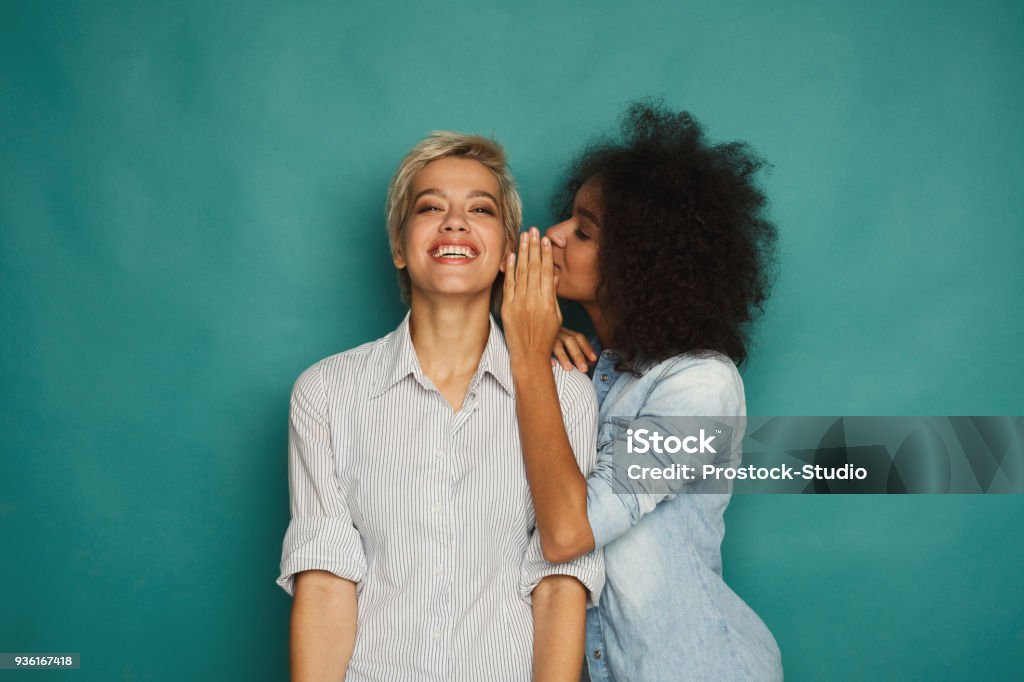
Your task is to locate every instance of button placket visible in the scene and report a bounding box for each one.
[431,433,453,652]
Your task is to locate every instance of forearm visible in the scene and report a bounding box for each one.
[291,570,358,682]
[532,575,587,682]
[512,356,594,563]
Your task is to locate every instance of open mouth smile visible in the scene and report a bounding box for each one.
[429,242,479,261]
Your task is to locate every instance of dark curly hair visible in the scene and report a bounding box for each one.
[555,101,778,373]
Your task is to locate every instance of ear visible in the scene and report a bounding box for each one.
[498,240,514,272]
[392,246,406,270]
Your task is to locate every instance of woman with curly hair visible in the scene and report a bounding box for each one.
[501,102,783,681]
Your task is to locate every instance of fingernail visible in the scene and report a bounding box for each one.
[542,237,549,246]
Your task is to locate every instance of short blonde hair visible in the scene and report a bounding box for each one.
[385,131,522,302]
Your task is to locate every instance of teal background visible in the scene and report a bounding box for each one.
[2,0,1022,679]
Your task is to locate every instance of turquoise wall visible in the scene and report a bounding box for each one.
[2,0,1021,679]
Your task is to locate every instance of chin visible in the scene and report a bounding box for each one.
[414,280,496,299]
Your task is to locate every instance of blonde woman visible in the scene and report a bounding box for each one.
[276,132,603,681]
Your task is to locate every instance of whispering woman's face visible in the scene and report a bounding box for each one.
[394,156,509,302]
[545,177,602,305]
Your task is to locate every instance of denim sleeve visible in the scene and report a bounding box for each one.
[586,356,745,550]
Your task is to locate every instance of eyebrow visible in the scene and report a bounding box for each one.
[576,206,601,228]
[413,188,500,204]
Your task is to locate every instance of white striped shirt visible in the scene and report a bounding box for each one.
[276,311,603,681]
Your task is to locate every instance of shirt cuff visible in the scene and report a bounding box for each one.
[276,516,366,597]
[519,533,605,608]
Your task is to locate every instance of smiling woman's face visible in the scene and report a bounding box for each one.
[546,177,602,305]
[394,156,509,301]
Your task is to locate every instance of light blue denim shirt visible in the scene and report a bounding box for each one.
[583,344,783,682]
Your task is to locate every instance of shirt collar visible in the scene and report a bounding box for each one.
[590,336,655,376]
[589,336,615,378]
[369,311,514,399]
[479,315,514,396]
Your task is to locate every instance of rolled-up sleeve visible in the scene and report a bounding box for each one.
[276,362,366,597]
[520,369,605,608]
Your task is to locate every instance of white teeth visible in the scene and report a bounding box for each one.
[431,245,477,258]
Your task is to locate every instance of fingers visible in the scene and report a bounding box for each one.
[552,342,575,371]
[565,342,590,372]
[515,230,529,296]
[566,329,598,363]
[552,326,598,373]
[558,327,597,367]
[540,234,555,298]
[553,274,563,325]
[526,227,541,292]
[503,251,516,301]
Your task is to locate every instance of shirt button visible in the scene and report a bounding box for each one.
[600,374,609,382]
[434,563,444,576]
[593,649,602,659]
[433,448,444,459]
[431,502,443,516]
[431,629,441,640]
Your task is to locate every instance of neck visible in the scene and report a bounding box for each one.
[408,290,492,381]
[581,300,614,351]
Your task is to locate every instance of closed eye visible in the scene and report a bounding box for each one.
[574,228,590,241]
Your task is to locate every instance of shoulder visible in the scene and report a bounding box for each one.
[292,331,396,397]
[551,365,598,416]
[551,364,597,400]
[318,334,392,376]
[638,351,745,417]
[647,351,742,389]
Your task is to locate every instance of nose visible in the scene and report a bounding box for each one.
[441,221,468,233]
[545,218,572,248]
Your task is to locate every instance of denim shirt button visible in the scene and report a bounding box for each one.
[593,650,602,659]
[600,373,609,382]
